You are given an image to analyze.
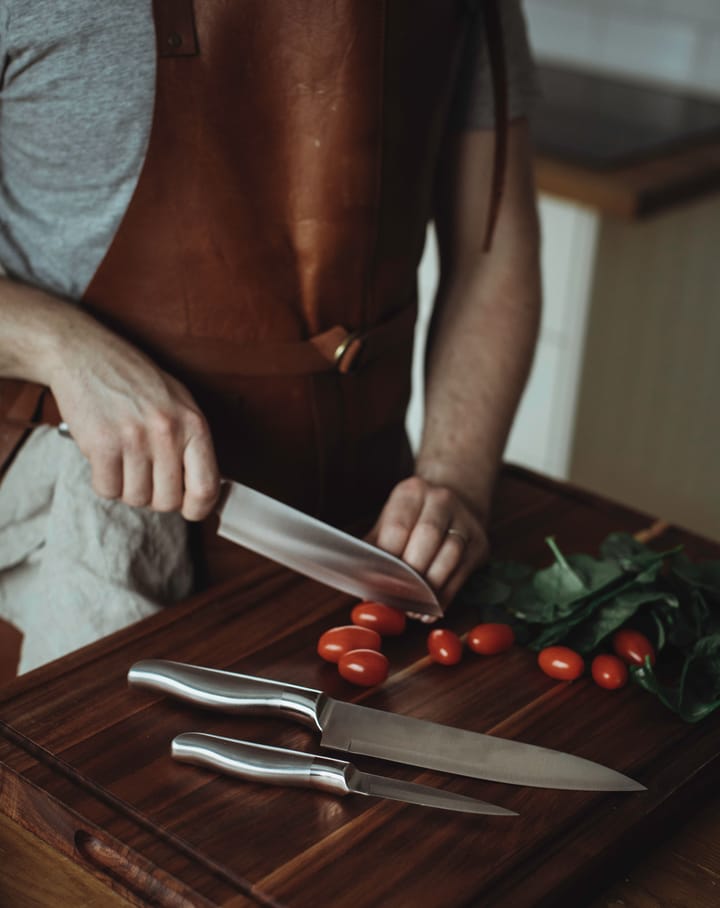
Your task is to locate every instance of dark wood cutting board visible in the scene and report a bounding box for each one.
[1,467,719,908]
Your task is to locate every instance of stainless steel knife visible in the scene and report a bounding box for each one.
[216,479,442,617]
[171,733,517,816]
[129,660,645,792]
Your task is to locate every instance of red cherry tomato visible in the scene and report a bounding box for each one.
[467,623,515,655]
[591,653,629,690]
[612,629,656,667]
[317,626,381,664]
[537,646,584,681]
[427,629,463,666]
[338,649,389,687]
[351,601,407,636]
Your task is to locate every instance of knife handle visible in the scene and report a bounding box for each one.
[172,733,352,796]
[128,660,325,731]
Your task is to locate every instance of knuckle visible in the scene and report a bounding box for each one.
[428,486,453,508]
[189,476,220,504]
[148,411,178,441]
[396,476,426,498]
[120,422,146,451]
[183,409,209,439]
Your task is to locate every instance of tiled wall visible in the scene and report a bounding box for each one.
[523,0,720,98]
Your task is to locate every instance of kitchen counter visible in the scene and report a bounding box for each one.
[1,467,719,907]
[532,64,720,217]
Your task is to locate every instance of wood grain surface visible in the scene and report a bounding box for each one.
[1,467,718,907]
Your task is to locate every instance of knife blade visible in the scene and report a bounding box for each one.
[171,733,517,816]
[129,660,645,792]
[216,479,442,617]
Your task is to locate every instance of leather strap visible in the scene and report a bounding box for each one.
[138,302,418,379]
[482,0,508,251]
[154,0,199,57]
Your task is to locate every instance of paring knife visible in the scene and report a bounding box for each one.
[216,479,442,617]
[171,733,517,816]
[129,660,645,792]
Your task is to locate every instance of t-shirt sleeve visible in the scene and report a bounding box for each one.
[450,0,540,130]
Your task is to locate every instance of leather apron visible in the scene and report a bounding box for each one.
[1,0,506,579]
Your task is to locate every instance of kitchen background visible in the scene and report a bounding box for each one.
[406,0,720,541]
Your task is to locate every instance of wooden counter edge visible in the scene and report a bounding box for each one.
[534,139,720,219]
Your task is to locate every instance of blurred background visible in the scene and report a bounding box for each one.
[408,0,720,542]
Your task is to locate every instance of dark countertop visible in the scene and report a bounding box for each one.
[531,65,720,217]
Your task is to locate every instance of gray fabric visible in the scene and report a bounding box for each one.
[0,0,155,299]
[0,428,193,673]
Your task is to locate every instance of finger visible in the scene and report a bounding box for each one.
[148,418,184,512]
[121,447,153,508]
[401,490,456,575]
[374,481,425,557]
[424,532,466,591]
[437,534,490,607]
[90,449,123,500]
[181,431,221,521]
[151,455,184,512]
[406,611,441,624]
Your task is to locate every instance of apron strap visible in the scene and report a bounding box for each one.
[482,0,508,251]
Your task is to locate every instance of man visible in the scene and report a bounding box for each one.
[0,0,540,673]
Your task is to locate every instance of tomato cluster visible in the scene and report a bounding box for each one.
[317,603,404,687]
[318,601,657,694]
[318,603,517,687]
[536,630,656,691]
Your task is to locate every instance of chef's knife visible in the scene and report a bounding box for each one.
[171,733,517,816]
[129,660,645,792]
[216,479,442,617]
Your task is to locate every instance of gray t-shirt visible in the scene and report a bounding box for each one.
[0,0,537,299]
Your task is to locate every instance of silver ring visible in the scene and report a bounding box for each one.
[446,528,468,545]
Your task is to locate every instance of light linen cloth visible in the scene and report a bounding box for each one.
[0,427,192,673]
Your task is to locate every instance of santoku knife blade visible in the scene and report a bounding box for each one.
[171,733,517,815]
[216,479,442,616]
[129,660,645,792]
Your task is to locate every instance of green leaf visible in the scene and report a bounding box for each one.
[601,532,682,572]
[631,635,720,723]
[671,555,720,600]
[564,588,678,654]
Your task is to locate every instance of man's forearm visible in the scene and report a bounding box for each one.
[0,276,78,384]
[416,122,542,522]
[416,243,540,520]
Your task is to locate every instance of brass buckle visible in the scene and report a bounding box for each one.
[332,330,364,374]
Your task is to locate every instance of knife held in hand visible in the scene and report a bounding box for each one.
[129,660,645,792]
[216,479,442,617]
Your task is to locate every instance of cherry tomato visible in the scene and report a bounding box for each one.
[612,629,656,667]
[351,601,407,636]
[317,626,381,664]
[427,629,463,666]
[537,646,584,681]
[467,623,515,655]
[591,653,629,690]
[338,649,389,687]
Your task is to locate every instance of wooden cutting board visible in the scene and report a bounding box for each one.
[1,467,719,908]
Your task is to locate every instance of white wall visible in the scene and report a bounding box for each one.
[523,0,720,98]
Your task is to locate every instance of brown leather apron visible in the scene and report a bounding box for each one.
[1,1,506,580]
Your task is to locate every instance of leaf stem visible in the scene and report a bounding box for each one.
[545,536,571,572]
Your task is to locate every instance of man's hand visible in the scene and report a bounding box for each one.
[367,475,490,618]
[0,279,220,520]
